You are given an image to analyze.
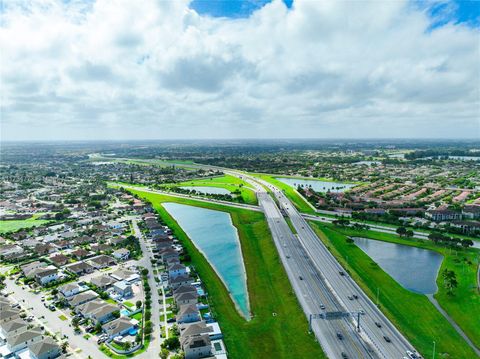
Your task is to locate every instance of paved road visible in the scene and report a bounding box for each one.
[231,172,419,359]
[2,276,100,358]
[131,219,163,358]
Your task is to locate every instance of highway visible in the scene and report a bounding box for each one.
[235,172,419,359]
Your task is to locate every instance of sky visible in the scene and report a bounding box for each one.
[1,0,479,141]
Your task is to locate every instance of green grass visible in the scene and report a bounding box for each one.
[0,214,52,234]
[127,188,326,359]
[58,314,68,321]
[106,298,117,305]
[123,301,134,308]
[251,173,316,214]
[309,222,479,359]
[130,312,142,321]
[163,174,258,205]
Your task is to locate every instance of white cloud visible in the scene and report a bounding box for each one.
[1,0,479,140]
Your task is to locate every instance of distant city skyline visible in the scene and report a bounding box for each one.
[1,0,479,141]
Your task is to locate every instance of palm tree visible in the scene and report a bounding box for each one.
[442,269,458,295]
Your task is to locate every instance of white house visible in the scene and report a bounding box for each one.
[113,248,130,261]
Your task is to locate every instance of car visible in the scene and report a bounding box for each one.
[375,322,382,328]
[320,304,325,310]
[49,305,56,311]
[347,296,353,300]
[406,351,419,359]
[383,336,391,343]
[85,326,94,333]
[299,276,303,280]
[359,310,365,315]
[339,271,345,276]
[286,255,290,259]
[336,332,343,340]
[352,294,358,299]
[341,353,349,359]
[97,337,107,344]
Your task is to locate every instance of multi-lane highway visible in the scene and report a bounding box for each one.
[235,172,420,359]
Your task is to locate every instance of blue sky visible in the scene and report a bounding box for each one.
[1,0,479,140]
[191,0,479,28]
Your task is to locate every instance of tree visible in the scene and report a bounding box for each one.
[161,337,180,350]
[442,269,458,295]
[405,229,414,237]
[160,348,169,359]
[72,317,80,327]
[124,341,132,351]
[136,300,142,309]
[61,342,68,353]
[461,239,474,248]
[396,227,407,237]
[95,322,102,333]
[345,237,354,244]
[112,310,120,319]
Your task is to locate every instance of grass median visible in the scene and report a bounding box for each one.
[309,221,479,359]
[128,188,325,359]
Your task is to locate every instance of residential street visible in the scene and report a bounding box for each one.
[2,274,100,358]
[132,219,163,358]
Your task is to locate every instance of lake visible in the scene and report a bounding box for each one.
[179,186,231,195]
[162,202,250,318]
[353,237,443,294]
[276,177,355,193]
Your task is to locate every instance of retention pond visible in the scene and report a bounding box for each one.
[163,202,250,318]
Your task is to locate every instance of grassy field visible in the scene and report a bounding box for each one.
[251,173,316,214]
[167,175,258,205]
[309,222,479,358]
[127,188,325,359]
[0,214,51,234]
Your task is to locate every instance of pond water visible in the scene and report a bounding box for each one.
[179,186,231,195]
[353,237,443,294]
[448,156,480,161]
[162,202,250,318]
[276,177,355,193]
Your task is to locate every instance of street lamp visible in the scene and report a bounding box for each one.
[432,341,436,359]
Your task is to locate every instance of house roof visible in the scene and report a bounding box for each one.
[183,333,211,349]
[6,328,42,347]
[178,304,199,317]
[0,308,20,321]
[102,317,133,335]
[170,275,192,284]
[91,274,117,287]
[173,285,197,295]
[28,336,60,357]
[65,261,94,273]
[0,318,28,334]
[68,290,99,307]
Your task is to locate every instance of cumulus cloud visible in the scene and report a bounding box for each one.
[0,0,479,140]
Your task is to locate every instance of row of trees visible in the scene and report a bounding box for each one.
[428,232,474,248]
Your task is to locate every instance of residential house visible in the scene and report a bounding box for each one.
[28,336,61,359]
[21,261,47,278]
[33,244,56,256]
[169,275,193,290]
[0,318,28,339]
[181,333,212,359]
[112,248,130,261]
[6,328,43,353]
[34,267,59,286]
[426,209,462,222]
[102,317,135,339]
[91,274,117,290]
[71,248,90,260]
[50,254,69,267]
[89,255,116,269]
[113,281,132,298]
[76,300,118,325]
[168,263,187,279]
[64,261,94,276]
[58,283,82,298]
[462,205,480,220]
[0,308,20,324]
[174,292,198,306]
[110,268,140,283]
[177,304,201,324]
[68,290,99,307]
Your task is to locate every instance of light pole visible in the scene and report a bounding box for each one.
[432,341,436,359]
[376,287,380,306]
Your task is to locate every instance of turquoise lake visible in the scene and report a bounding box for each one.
[162,202,250,318]
[353,237,443,294]
[276,177,355,192]
[179,186,231,195]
